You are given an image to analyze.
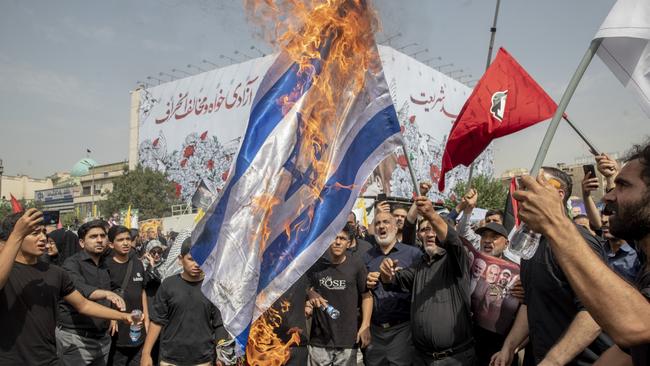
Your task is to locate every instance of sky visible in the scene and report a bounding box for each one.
[0,0,648,179]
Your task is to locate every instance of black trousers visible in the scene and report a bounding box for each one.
[108,344,143,366]
[413,348,476,366]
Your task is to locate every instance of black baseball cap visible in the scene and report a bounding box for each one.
[475,222,509,238]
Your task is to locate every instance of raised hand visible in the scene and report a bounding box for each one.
[419,181,432,196]
[11,208,44,239]
[595,153,618,178]
[581,172,599,197]
[375,201,391,213]
[463,188,478,209]
[513,173,567,234]
[415,196,435,218]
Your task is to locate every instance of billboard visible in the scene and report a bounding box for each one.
[34,187,75,204]
[136,46,493,202]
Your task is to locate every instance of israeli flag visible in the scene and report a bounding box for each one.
[191,45,402,347]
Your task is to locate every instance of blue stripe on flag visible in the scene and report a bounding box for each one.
[191,61,320,265]
[256,105,400,292]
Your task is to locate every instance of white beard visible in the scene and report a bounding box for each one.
[375,233,396,247]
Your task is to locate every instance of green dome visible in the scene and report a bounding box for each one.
[71,158,98,177]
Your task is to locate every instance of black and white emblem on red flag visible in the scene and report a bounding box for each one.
[490,90,508,121]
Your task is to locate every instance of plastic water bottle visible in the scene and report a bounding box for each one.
[321,304,340,319]
[508,224,541,260]
[129,309,143,342]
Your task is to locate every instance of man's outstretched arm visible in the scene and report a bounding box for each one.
[514,174,650,347]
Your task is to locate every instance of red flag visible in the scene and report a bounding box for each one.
[503,177,520,233]
[10,194,23,213]
[438,48,558,191]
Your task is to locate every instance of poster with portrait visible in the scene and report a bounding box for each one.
[464,241,521,335]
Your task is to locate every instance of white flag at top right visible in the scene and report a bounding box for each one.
[594,0,650,117]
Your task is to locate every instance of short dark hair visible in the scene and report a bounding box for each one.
[129,228,139,241]
[573,214,589,221]
[625,139,650,186]
[542,166,573,206]
[340,223,355,240]
[78,220,107,240]
[485,209,504,221]
[108,225,131,243]
[180,237,192,257]
[0,212,25,241]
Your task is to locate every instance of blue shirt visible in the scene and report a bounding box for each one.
[605,241,640,283]
[363,242,422,326]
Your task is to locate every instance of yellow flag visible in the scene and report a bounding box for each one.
[194,207,205,223]
[124,205,132,229]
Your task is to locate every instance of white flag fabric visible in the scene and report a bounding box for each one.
[594,0,650,117]
[189,45,402,348]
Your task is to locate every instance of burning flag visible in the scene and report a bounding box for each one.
[190,0,402,350]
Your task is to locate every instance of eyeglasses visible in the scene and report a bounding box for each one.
[150,250,163,256]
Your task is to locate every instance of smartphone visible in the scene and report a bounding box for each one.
[582,164,596,178]
[376,193,387,203]
[42,210,60,226]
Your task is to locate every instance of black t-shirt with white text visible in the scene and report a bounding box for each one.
[308,255,368,348]
[0,261,75,365]
[106,255,146,347]
[151,274,221,364]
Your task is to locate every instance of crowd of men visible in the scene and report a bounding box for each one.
[1,139,649,366]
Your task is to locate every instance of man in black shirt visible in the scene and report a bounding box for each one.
[106,225,148,366]
[141,239,223,366]
[57,219,132,366]
[493,167,610,366]
[307,226,372,365]
[0,210,136,366]
[512,144,650,366]
[380,197,475,366]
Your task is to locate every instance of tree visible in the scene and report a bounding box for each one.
[444,174,507,212]
[0,199,40,222]
[99,165,181,221]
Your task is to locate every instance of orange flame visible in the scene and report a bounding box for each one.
[243,1,381,363]
[246,300,301,366]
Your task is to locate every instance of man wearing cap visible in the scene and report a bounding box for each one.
[470,222,519,365]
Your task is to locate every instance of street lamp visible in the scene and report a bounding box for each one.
[80,158,97,218]
[202,59,219,67]
[234,50,252,60]
[159,72,175,81]
[171,68,191,76]
[381,32,402,45]
[250,45,266,56]
[397,42,418,51]
[219,54,238,63]
[187,64,205,72]
[434,63,454,71]
[446,69,464,77]
[423,56,442,65]
[146,76,163,85]
[409,48,429,58]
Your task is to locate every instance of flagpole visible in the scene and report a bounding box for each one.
[562,115,601,156]
[466,0,502,187]
[530,39,602,174]
[401,143,421,196]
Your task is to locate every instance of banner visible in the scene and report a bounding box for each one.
[137,46,493,201]
[465,240,520,335]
